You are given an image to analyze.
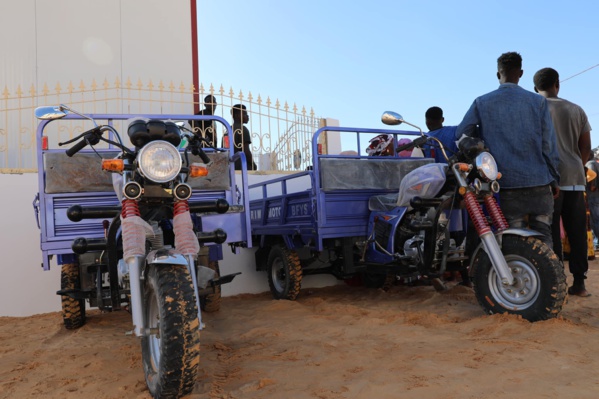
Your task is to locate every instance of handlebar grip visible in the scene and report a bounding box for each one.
[396,141,416,153]
[65,138,90,157]
[196,147,211,164]
[396,136,428,154]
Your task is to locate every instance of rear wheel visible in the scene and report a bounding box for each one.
[267,245,302,300]
[200,260,221,312]
[60,263,86,329]
[141,264,200,399]
[471,235,567,322]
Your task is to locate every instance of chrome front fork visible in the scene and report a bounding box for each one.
[127,253,203,337]
[126,255,145,337]
[186,254,204,330]
[478,232,514,286]
[455,164,514,286]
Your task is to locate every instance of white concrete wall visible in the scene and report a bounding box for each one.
[3,0,193,102]
[0,173,62,316]
[1,0,195,169]
[0,172,337,317]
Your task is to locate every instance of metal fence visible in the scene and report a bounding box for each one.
[0,78,321,173]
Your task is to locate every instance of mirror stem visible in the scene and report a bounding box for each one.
[60,104,98,127]
[399,120,423,136]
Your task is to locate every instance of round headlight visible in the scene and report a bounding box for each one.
[137,140,182,183]
[475,151,499,181]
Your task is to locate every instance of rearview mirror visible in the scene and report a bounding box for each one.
[35,106,68,121]
[381,111,403,126]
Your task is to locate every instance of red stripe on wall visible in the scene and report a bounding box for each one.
[190,0,199,114]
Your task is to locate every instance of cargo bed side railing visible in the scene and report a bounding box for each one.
[36,114,251,270]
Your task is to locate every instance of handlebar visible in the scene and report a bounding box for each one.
[61,126,102,157]
[185,134,214,165]
[65,134,94,156]
[193,146,212,164]
[396,135,428,153]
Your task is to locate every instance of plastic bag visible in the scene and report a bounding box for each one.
[396,163,447,207]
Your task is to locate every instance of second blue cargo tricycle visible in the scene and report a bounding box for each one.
[249,111,566,322]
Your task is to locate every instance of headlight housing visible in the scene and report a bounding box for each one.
[475,151,499,181]
[137,140,182,183]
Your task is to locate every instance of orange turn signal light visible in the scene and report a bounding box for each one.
[190,164,209,177]
[102,159,125,172]
[496,172,502,180]
[458,163,470,172]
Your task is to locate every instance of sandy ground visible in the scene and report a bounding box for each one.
[2,262,599,399]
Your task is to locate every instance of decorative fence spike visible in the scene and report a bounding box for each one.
[0,78,320,173]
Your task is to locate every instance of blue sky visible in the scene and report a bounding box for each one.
[198,0,599,148]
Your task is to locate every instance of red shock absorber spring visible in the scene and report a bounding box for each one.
[484,194,509,231]
[121,199,140,219]
[173,199,190,216]
[463,191,491,236]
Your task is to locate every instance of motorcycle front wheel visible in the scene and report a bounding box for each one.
[141,264,200,399]
[471,235,567,322]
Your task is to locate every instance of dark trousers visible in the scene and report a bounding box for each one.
[551,190,588,281]
[499,185,554,247]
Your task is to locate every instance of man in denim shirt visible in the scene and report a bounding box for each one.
[455,52,560,245]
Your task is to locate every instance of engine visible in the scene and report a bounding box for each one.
[395,211,426,261]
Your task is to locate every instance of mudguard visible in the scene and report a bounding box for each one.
[468,228,545,275]
[146,248,190,266]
